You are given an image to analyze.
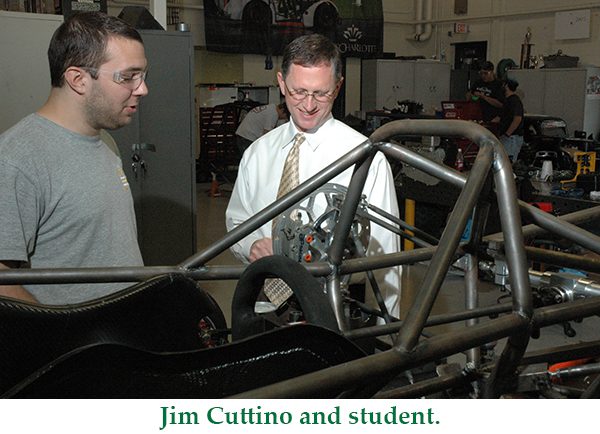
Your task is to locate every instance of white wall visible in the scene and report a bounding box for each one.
[384,0,600,67]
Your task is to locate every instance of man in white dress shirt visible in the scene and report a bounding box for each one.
[225,33,402,317]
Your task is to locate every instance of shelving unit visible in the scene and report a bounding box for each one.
[198,105,240,174]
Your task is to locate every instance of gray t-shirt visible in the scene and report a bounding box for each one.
[235,104,279,142]
[0,114,143,304]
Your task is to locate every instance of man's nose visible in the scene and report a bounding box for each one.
[303,94,318,111]
[134,79,149,96]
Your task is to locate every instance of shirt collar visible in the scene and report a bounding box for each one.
[285,115,335,151]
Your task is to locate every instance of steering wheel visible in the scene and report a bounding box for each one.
[231,256,339,341]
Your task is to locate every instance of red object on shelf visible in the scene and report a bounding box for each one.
[441,101,483,121]
[530,202,553,213]
[442,101,485,167]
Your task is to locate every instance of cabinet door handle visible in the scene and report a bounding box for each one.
[132,143,156,152]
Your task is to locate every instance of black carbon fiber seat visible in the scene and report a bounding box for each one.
[5,324,365,398]
[0,274,222,394]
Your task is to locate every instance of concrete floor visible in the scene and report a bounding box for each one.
[195,181,600,367]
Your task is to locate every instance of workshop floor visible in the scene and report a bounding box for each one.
[196,182,600,366]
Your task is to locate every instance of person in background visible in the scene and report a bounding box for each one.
[235,102,289,155]
[496,79,525,162]
[226,33,402,317]
[467,61,504,123]
[0,12,147,304]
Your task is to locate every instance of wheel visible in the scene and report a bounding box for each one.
[242,0,272,55]
[313,3,339,30]
[242,0,271,27]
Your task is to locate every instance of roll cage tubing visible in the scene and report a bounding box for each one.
[2,119,600,398]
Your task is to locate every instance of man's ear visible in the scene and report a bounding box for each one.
[63,66,88,95]
[277,71,286,95]
[334,76,344,96]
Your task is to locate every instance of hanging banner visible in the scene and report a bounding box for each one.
[204,0,383,58]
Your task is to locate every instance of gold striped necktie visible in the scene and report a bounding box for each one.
[264,133,305,307]
[276,133,305,199]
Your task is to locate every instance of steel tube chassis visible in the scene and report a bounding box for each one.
[2,119,600,398]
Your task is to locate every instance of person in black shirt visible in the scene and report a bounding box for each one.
[496,79,525,162]
[467,61,504,122]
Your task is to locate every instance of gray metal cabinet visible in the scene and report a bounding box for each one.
[546,70,586,129]
[361,59,450,112]
[508,67,600,137]
[413,61,451,113]
[111,30,197,266]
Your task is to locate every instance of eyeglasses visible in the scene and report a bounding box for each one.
[84,67,147,90]
[283,81,338,103]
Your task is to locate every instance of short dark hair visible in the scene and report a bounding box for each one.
[280,33,342,82]
[480,61,494,71]
[504,78,519,92]
[48,12,143,87]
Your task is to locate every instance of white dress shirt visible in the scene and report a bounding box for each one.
[226,115,402,316]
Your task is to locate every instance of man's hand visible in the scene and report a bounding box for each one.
[249,238,273,262]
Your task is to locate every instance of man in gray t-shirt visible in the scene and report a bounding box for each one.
[0,12,148,304]
[235,103,289,154]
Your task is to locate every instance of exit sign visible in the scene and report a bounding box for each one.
[454,22,469,34]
